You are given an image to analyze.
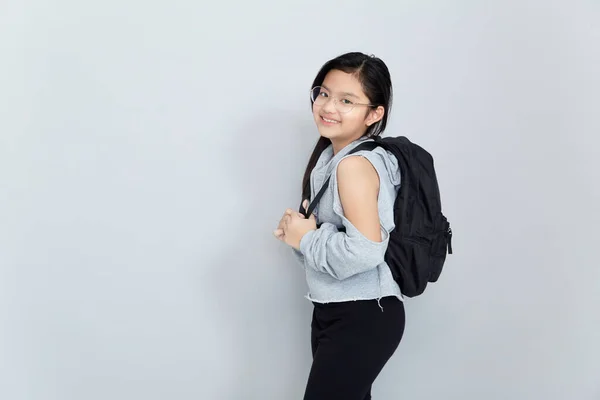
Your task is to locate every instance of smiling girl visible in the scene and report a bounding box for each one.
[274,52,405,400]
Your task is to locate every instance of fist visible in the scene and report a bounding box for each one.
[274,200,317,250]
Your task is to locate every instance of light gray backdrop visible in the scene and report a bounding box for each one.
[1,0,599,399]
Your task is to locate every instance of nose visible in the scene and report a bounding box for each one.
[321,97,337,114]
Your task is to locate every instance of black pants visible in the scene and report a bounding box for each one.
[303,296,405,400]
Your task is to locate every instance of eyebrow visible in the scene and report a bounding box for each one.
[321,84,360,99]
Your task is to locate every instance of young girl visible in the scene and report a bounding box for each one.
[273,52,405,400]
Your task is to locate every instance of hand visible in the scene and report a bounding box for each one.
[273,209,294,241]
[273,200,317,250]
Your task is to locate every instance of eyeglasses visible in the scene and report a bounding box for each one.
[310,86,375,114]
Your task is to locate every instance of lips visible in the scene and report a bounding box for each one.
[320,115,340,125]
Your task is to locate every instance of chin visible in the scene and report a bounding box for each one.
[315,122,338,139]
[317,128,340,140]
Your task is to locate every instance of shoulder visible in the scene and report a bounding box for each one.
[343,146,400,188]
[336,154,380,190]
[335,155,380,208]
[334,154,383,242]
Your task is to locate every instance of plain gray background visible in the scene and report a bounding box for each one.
[1,0,599,399]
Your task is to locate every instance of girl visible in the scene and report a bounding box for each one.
[274,52,405,400]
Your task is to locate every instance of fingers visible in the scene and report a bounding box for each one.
[275,214,292,238]
[283,214,292,227]
[287,208,307,219]
[273,228,284,240]
[278,210,293,229]
[275,206,310,241]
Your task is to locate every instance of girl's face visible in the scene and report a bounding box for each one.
[312,69,384,151]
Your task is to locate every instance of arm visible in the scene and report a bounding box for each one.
[291,248,305,266]
[299,155,389,280]
[291,221,337,267]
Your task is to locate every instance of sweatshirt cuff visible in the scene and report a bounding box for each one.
[299,229,316,256]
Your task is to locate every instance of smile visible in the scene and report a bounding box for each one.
[321,116,340,124]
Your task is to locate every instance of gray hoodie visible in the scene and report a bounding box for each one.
[293,137,404,304]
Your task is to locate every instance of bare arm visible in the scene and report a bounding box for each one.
[299,155,388,280]
[336,155,382,242]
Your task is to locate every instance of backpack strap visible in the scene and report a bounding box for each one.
[299,140,381,218]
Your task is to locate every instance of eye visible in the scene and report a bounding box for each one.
[341,98,354,105]
[319,91,328,98]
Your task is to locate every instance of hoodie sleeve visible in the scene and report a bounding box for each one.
[291,222,338,268]
[299,149,397,280]
[291,248,305,267]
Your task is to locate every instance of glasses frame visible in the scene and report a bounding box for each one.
[309,86,376,114]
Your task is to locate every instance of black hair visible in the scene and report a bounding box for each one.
[301,52,393,201]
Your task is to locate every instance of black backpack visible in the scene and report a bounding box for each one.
[299,136,453,298]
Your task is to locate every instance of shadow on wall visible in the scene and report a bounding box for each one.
[198,110,318,399]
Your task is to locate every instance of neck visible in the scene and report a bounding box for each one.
[331,136,365,155]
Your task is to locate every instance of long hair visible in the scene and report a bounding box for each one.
[301,52,393,201]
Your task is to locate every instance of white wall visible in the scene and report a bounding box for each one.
[1,1,599,399]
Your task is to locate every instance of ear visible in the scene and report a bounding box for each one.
[365,106,385,127]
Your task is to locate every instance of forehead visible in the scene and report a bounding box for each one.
[321,69,366,99]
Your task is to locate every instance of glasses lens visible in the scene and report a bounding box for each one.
[310,86,355,113]
[311,86,324,103]
[336,101,352,113]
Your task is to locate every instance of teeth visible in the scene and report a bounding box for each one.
[322,117,339,123]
